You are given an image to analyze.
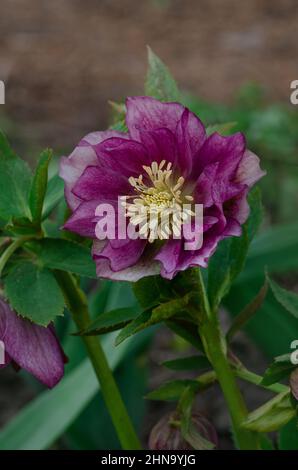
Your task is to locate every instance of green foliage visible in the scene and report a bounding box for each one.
[0,334,133,449]
[242,391,296,433]
[261,354,296,386]
[226,279,268,342]
[36,238,96,278]
[208,187,262,309]
[145,46,180,101]
[115,295,190,345]
[279,418,298,450]
[78,306,141,336]
[42,174,65,220]
[267,275,298,319]
[146,379,200,401]
[29,149,52,224]
[4,260,65,326]
[0,130,32,222]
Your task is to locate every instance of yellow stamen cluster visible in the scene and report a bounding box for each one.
[122,161,194,242]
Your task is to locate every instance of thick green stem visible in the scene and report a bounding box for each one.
[196,270,260,450]
[56,271,142,450]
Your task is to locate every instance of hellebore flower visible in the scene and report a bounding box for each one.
[149,411,218,450]
[60,96,265,281]
[0,298,65,388]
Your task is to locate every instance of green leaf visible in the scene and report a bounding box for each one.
[29,149,52,224]
[166,318,204,351]
[115,295,189,345]
[4,260,65,326]
[261,354,296,386]
[206,122,237,136]
[0,129,32,221]
[36,238,96,278]
[208,187,262,309]
[77,306,141,336]
[145,46,180,102]
[226,279,268,342]
[279,418,298,450]
[242,391,296,432]
[162,355,210,371]
[42,174,65,220]
[267,275,298,319]
[146,380,200,402]
[182,422,215,450]
[225,277,298,359]
[133,276,163,309]
[237,222,298,284]
[0,334,132,449]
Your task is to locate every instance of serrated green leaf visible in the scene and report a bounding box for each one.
[78,306,141,336]
[145,46,179,102]
[115,295,189,345]
[267,275,298,319]
[162,355,210,371]
[261,354,296,386]
[42,174,65,220]
[4,260,65,326]
[0,130,32,221]
[146,380,199,402]
[36,238,96,278]
[242,391,295,432]
[29,149,52,224]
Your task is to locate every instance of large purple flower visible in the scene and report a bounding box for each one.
[60,97,265,281]
[0,298,65,388]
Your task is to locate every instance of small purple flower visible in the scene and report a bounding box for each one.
[0,298,66,388]
[60,97,265,281]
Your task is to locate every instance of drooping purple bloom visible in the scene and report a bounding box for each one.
[0,298,65,388]
[60,97,265,281]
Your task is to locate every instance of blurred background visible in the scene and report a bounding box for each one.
[0,0,297,450]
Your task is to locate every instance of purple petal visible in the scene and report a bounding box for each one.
[191,132,246,181]
[176,108,206,176]
[235,150,266,187]
[139,128,178,168]
[63,199,101,238]
[92,240,160,281]
[95,137,150,177]
[0,299,65,388]
[59,130,126,210]
[126,96,185,141]
[72,165,131,202]
[92,239,147,271]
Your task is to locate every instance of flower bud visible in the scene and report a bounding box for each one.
[149,411,218,450]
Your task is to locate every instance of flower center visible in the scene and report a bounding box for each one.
[123,160,193,242]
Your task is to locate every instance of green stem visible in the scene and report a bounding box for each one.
[56,271,142,450]
[195,270,260,450]
[234,368,289,394]
[0,237,28,277]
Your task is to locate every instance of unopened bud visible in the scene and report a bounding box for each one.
[149,411,218,450]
